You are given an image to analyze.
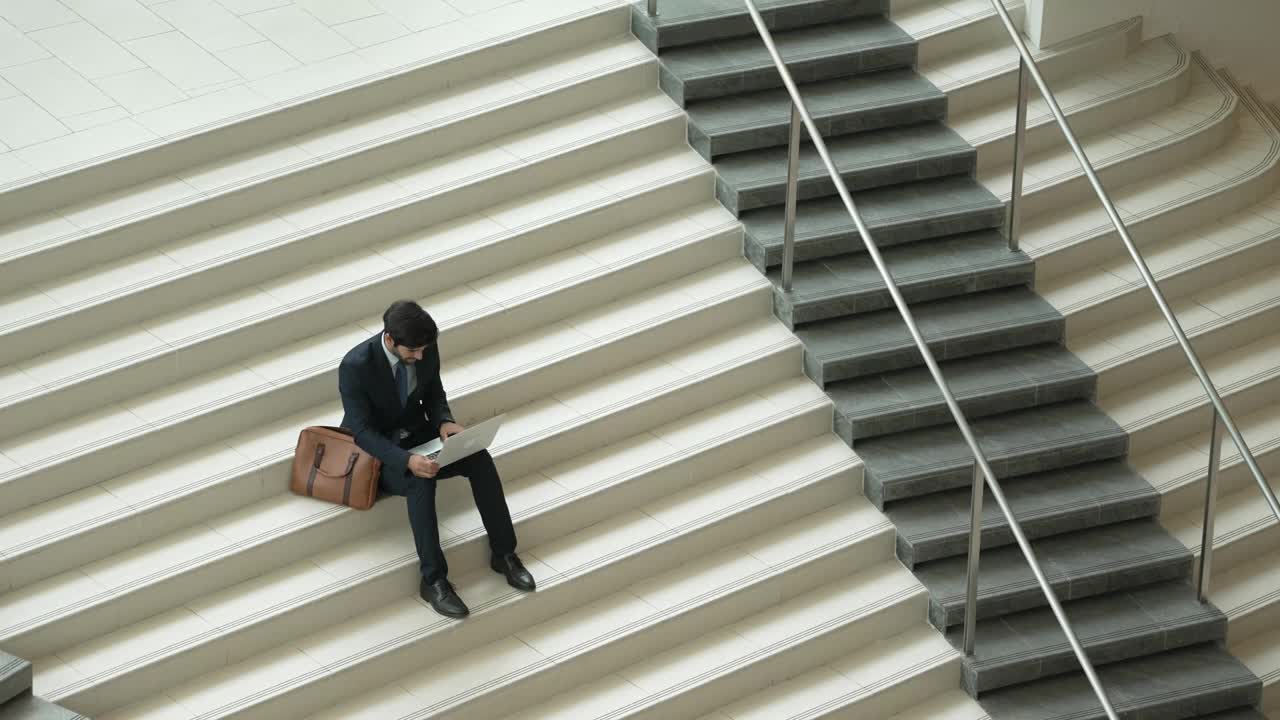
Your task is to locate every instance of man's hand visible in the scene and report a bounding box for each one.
[408,454,439,479]
[439,421,464,441]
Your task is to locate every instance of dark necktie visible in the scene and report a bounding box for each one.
[395,361,408,408]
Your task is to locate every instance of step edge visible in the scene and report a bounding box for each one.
[837,364,1095,419]
[898,484,1160,546]
[964,609,1226,671]
[932,543,1193,608]
[723,140,976,195]
[805,308,1065,362]
[783,253,1034,304]
[869,425,1129,485]
[665,25,917,82]
[695,85,947,144]
[747,195,1007,249]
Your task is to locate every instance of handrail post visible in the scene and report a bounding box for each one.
[1198,412,1225,603]
[647,0,657,16]
[782,101,801,292]
[963,462,985,655]
[1007,57,1029,251]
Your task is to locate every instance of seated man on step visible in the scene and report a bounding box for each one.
[338,299,535,618]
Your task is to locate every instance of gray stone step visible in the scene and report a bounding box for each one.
[631,0,886,52]
[888,457,1157,569]
[0,654,28,709]
[830,343,1094,444]
[771,229,1032,329]
[0,694,84,720]
[689,68,945,159]
[916,519,1192,630]
[715,121,974,213]
[657,16,916,105]
[1193,709,1270,720]
[949,581,1225,694]
[978,643,1260,720]
[795,285,1063,387]
[741,175,1005,271]
[859,399,1128,509]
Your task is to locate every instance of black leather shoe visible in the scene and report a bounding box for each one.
[420,577,469,618]
[491,553,536,592]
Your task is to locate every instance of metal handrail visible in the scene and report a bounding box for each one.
[739,1,1119,717]
[984,0,1280,604]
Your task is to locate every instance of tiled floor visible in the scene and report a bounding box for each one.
[0,0,625,187]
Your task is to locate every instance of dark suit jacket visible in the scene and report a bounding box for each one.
[338,332,454,486]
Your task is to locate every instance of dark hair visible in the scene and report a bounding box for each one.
[382,300,437,348]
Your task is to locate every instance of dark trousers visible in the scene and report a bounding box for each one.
[380,448,517,583]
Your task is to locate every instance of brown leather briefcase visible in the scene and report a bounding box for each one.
[291,426,381,510]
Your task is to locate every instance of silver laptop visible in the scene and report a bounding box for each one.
[409,414,505,467]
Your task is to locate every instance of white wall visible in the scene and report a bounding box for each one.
[1023,0,1145,48]
[1024,0,1280,103]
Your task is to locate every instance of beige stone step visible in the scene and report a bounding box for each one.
[86,437,866,719]
[1024,71,1280,281]
[0,151,719,439]
[0,91,685,366]
[0,278,787,655]
[499,567,929,720]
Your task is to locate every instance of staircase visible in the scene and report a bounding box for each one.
[633,0,1276,718]
[0,4,958,719]
[1,1,1278,718]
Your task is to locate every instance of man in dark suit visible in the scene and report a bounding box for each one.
[338,299,535,618]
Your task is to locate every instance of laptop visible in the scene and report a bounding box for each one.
[409,414,505,467]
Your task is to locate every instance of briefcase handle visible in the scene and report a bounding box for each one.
[310,443,359,478]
